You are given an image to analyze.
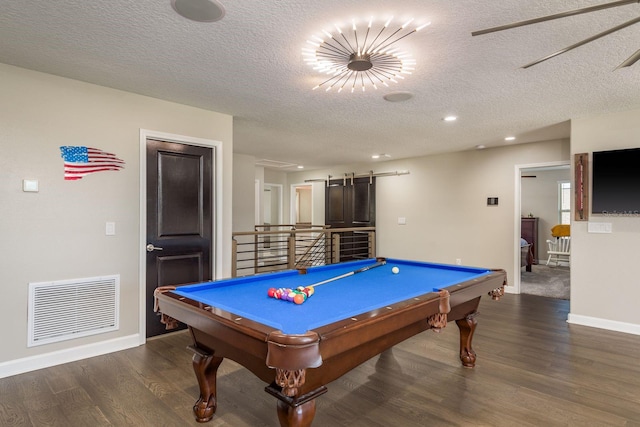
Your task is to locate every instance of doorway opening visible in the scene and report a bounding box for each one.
[294,185,312,226]
[290,183,317,228]
[516,162,570,299]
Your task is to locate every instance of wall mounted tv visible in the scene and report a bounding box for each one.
[592,147,640,215]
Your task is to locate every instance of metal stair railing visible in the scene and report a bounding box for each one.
[231,225,376,277]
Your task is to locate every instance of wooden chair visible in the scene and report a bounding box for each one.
[546,236,570,266]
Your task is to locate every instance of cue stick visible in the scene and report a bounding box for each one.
[309,260,387,288]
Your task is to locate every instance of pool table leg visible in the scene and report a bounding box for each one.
[455,311,479,367]
[188,345,224,423]
[274,368,315,427]
[265,369,328,427]
[276,398,316,427]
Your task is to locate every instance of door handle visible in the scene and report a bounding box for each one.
[146,244,164,252]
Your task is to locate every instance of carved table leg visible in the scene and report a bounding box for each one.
[276,368,312,427]
[455,311,479,368]
[188,345,224,423]
[264,368,327,427]
[276,399,316,427]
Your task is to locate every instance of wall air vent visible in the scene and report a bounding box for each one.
[28,275,119,347]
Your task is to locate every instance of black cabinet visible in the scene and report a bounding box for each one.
[521,217,539,264]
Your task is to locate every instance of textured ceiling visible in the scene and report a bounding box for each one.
[2,1,640,170]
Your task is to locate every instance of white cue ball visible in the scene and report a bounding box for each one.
[391,266,400,274]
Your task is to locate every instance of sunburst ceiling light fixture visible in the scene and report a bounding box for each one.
[303,17,430,93]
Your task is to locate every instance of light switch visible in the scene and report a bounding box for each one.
[23,179,39,192]
[398,217,406,225]
[106,222,116,236]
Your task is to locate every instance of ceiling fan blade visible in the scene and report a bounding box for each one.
[615,48,640,68]
[472,0,640,36]
[522,15,640,68]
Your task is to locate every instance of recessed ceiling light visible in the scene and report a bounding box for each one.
[297,165,304,169]
[371,154,391,159]
[476,145,486,150]
[505,136,516,141]
[171,0,225,22]
[383,92,414,102]
[444,116,457,122]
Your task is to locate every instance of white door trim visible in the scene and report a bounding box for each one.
[513,160,570,294]
[138,129,223,345]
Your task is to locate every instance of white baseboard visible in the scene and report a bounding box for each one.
[567,314,640,336]
[0,334,141,379]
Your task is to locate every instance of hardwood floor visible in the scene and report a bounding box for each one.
[2,294,640,426]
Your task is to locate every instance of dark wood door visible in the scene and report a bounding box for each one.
[146,139,213,338]
[325,177,375,261]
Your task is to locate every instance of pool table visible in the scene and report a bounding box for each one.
[154,257,506,427]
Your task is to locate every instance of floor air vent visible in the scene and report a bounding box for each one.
[28,275,120,347]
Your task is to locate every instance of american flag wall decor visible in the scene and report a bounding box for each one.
[59,146,125,181]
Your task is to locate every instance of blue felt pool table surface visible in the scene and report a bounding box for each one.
[171,258,491,334]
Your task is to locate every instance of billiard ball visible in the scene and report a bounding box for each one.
[391,266,400,274]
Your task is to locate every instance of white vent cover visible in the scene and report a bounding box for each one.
[28,275,120,347]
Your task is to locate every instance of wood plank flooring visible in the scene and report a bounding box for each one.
[2,294,640,426]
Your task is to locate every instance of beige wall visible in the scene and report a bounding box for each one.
[279,119,640,334]
[570,108,640,332]
[233,153,257,232]
[0,64,233,373]
[285,139,571,290]
[264,168,287,187]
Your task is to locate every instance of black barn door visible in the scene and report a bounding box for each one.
[325,176,375,261]
[146,139,213,338]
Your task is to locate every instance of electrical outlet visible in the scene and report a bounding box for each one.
[456,258,462,265]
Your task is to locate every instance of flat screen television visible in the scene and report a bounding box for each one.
[591,147,640,215]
